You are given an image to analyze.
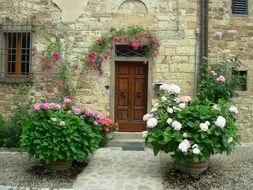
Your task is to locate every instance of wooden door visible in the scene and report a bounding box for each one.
[115,61,148,132]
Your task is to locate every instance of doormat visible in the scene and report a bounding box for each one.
[122,146,145,151]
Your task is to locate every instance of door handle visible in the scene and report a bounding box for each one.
[120,90,126,97]
[136,91,143,97]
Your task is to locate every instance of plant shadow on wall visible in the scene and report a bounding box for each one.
[143,57,241,176]
[84,26,160,75]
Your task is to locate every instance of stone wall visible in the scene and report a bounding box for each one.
[208,0,253,142]
[0,0,198,117]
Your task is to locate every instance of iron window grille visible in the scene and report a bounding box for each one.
[0,18,33,83]
[232,0,248,15]
[115,44,149,57]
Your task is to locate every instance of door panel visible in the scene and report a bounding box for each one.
[115,61,148,132]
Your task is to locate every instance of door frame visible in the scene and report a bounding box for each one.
[110,55,153,125]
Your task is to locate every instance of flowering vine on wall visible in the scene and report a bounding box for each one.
[85,26,160,75]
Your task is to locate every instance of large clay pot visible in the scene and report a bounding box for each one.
[44,160,72,171]
[176,159,208,176]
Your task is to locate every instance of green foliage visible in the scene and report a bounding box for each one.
[198,57,240,103]
[144,84,240,164]
[19,103,101,164]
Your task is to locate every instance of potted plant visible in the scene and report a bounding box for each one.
[143,83,240,175]
[19,98,101,171]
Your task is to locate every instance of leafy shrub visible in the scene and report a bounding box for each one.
[198,58,240,103]
[19,100,101,164]
[144,83,240,164]
[0,114,5,146]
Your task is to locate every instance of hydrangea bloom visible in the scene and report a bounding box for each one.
[59,121,65,127]
[34,104,41,111]
[150,107,158,113]
[167,107,173,114]
[85,108,94,117]
[167,118,172,124]
[193,147,200,154]
[96,113,105,120]
[143,114,153,121]
[147,118,158,128]
[64,98,72,103]
[51,118,57,122]
[229,106,239,114]
[168,84,181,94]
[142,131,148,138]
[55,104,61,110]
[43,103,51,110]
[178,103,186,109]
[180,96,192,103]
[172,121,182,131]
[161,96,167,101]
[215,116,226,128]
[205,121,210,126]
[212,104,221,111]
[178,139,191,152]
[200,123,209,131]
[71,106,81,115]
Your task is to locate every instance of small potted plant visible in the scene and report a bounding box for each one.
[143,83,240,175]
[19,98,101,170]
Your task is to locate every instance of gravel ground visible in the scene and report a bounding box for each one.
[0,152,87,189]
[161,145,253,190]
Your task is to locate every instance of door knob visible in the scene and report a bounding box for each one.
[136,91,143,96]
[120,90,126,97]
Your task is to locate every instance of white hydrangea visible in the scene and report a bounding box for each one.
[168,84,181,94]
[193,148,200,154]
[205,121,210,126]
[178,103,186,109]
[199,123,209,132]
[161,96,167,101]
[212,104,221,111]
[178,139,191,152]
[192,144,198,149]
[229,106,239,114]
[147,118,158,128]
[228,137,233,143]
[143,114,153,121]
[167,107,173,114]
[183,133,188,138]
[172,121,182,131]
[150,107,158,113]
[142,131,148,138]
[167,118,173,124]
[215,116,226,128]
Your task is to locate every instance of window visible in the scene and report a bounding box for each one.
[232,0,248,15]
[0,18,33,82]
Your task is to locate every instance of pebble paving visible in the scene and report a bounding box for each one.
[73,147,164,190]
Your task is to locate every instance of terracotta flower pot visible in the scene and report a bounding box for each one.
[176,159,208,176]
[44,160,72,171]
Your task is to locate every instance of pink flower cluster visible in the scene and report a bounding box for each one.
[216,75,226,83]
[85,108,94,117]
[180,96,192,103]
[33,103,61,111]
[178,139,191,153]
[71,106,81,115]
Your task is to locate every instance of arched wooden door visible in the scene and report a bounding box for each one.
[115,61,148,132]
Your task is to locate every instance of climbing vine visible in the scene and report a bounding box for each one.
[85,26,160,75]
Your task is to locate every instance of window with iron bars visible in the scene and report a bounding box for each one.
[0,18,33,83]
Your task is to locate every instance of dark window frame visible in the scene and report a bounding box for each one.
[232,0,248,15]
[0,18,33,83]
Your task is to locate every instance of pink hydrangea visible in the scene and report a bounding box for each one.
[59,121,65,127]
[85,108,94,117]
[34,103,41,111]
[180,96,192,103]
[55,104,61,110]
[71,106,81,115]
[96,113,105,120]
[43,103,51,110]
[64,98,72,103]
[229,106,239,114]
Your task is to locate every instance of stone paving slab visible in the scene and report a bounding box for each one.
[0,186,73,190]
[73,147,164,190]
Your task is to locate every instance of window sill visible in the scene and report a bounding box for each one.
[0,77,33,84]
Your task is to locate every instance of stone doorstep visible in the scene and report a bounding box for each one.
[112,132,143,139]
[106,138,145,148]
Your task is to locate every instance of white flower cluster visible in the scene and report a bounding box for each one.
[159,83,181,94]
